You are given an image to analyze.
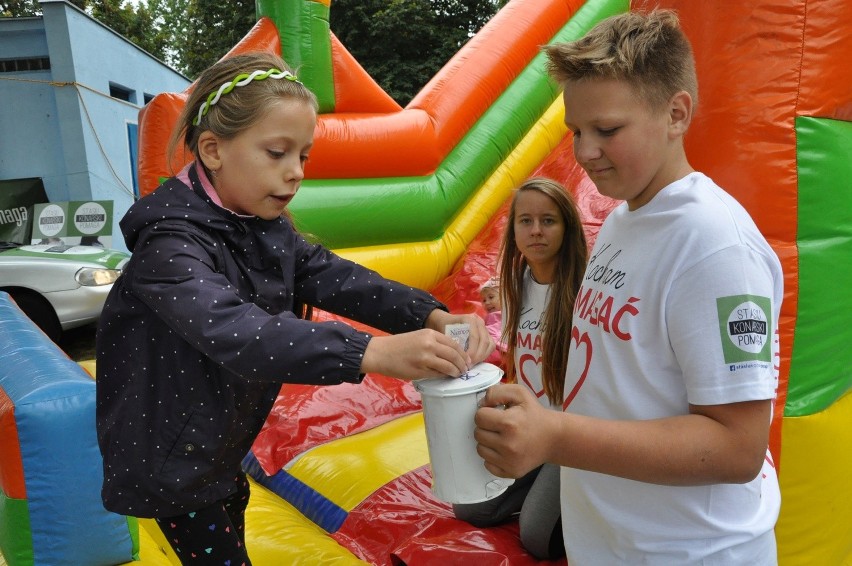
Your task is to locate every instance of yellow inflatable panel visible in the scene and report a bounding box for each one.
[776,390,852,566]
[133,520,177,565]
[287,412,429,512]
[129,478,367,565]
[77,359,97,379]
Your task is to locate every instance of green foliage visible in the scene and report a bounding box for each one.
[1,0,39,17]
[2,0,507,99]
[2,0,85,17]
[90,0,170,62]
[146,0,190,73]
[182,0,256,78]
[158,0,507,96]
[330,0,507,105]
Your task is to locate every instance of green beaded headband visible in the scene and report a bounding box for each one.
[192,68,301,126]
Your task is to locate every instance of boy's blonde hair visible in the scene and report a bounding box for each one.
[544,9,697,112]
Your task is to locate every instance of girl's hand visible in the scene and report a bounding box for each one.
[360,329,471,380]
[424,309,496,367]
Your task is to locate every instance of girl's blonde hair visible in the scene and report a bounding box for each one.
[498,177,588,405]
[167,52,319,173]
[544,9,697,112]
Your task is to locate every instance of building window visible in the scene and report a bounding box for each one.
[127,123,139,198]
[109,82,136,104]
[0,57,51,73]
[143,93,155,105]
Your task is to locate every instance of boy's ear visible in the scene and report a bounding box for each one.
[197,131,222,171]
[668,91,693,137]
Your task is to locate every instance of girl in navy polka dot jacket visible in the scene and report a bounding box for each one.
[95,52,493,565]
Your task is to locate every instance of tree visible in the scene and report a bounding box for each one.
[330,0,507,105]
[1,0,37,16]
[2,0,507,100]
[181,0,256,78]
[1,0,85,17]
[145,0,507,99]
[146,0,190,73]
[90,0,170,62]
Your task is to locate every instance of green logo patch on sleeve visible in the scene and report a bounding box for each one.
[716,295,772,364]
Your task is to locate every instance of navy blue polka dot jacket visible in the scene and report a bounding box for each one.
[95,165,444,517]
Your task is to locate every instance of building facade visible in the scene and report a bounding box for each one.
[0,0,190,252]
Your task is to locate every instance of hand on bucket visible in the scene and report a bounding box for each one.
[473,383,556,478]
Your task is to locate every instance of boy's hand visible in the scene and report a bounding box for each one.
[474,384,552,478]
[425,309,495,367]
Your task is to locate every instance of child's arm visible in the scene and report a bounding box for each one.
[475,384,771,486]
[360,309,496,381]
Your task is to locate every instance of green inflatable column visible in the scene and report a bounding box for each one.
[256,0,335,113]
[788,116,852,415]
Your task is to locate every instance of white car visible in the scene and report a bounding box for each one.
[0,242,129,342]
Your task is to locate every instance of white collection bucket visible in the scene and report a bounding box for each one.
[414,362,514,504]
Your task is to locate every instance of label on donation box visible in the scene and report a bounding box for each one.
[414,363,514,504]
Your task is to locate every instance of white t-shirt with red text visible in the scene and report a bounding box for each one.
[561,173,782,564]
[512,269,558,409]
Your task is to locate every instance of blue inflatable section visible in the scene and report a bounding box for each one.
[0,292,137,566]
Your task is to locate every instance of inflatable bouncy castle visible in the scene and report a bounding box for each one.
[1,0,849,564]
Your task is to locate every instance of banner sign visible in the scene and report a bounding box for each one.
[31,201,114,247]
[0,178,48,243]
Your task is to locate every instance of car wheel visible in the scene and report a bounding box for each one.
[6,289,62,343]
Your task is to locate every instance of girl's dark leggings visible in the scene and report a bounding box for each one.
[154,473,252,565]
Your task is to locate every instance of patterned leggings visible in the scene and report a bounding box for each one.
[155,474,252,565]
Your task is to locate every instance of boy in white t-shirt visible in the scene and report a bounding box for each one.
[473,10,782,565]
